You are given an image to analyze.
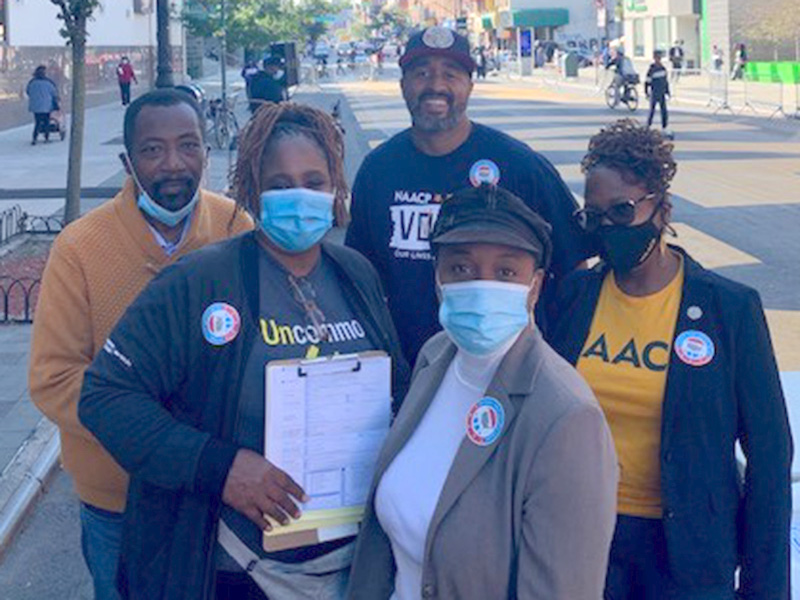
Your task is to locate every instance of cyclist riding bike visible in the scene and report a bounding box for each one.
[606,48,639,102]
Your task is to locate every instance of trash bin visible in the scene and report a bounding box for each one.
[564,51,580,78]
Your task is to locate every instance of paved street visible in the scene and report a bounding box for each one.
[1,66,799,597]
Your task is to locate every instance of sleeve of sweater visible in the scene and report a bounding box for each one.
[78,262,239,499]
[29,230,96,441]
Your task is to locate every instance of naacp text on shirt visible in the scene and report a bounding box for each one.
[389,190,446,261]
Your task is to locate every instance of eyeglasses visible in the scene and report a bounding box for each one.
[574,193,657,232]
[288,274,329,343]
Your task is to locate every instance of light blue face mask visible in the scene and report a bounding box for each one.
[438,280,531,356]
[259,188,335,253]
[137,189,199,227]
[125,153,200,227]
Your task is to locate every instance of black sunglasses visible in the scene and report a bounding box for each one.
[574,193,657,232]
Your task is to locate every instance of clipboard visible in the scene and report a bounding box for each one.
[262,351,392,551]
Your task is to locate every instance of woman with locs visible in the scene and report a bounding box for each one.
[79,103,408,600]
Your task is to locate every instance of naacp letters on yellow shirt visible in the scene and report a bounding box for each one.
[577,260,684,518]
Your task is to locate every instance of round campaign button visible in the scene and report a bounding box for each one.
[469,159,501,187]
[687,305,703,321]
[201,302,241,346]
[674,330,715,367]
[466,397,505,447]
[422,27,455,49]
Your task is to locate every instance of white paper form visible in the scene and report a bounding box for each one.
[264,353,392,535]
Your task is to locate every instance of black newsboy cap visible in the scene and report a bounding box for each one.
[431,184,553,270]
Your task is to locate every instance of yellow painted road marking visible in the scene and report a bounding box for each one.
[765,311,800,372]
[671,223,760,269]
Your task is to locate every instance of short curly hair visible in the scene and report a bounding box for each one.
[581,119,677,197]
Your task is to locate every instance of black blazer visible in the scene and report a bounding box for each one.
[549,246,792,598]
[80,233,409,599]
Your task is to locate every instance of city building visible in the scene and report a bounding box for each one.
[473,0,614,70]
[623,0,702,68]
[621,0,797,71]
[0,0,185,127]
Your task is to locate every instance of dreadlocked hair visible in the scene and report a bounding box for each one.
[231,102,349,227]
[581,119,677,198]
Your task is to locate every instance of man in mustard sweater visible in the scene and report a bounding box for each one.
[29,88,252,599]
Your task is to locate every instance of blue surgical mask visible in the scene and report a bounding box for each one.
[125,152,200,227]
[259,188,335,253]
[137,189,199,227]
[438,280,531,356]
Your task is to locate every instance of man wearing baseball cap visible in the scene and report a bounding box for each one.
[347,184,617,600]
[346,26,591,366]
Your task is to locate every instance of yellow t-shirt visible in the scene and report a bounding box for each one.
[577,259,684,518]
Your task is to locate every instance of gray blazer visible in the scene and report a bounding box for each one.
[347,327,618,600]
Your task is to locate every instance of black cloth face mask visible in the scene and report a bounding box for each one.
[597,202,663,274]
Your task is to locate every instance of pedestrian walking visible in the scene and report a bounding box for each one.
[476,46,487,79]
[712,44,724,72]
[345,26,591,366]
[550,119,791,599]
[26,65,59,145]
[248,56,286,114]
[78,102,408,600]
[241,60,260,98]
[645,50,670,132]
[347,184,618,600]
[116,56,138,106]
[668,40,683,82]
[29,88,253,600]
[731,43,747,80]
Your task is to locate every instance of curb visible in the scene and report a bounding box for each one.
[0,418,60,558]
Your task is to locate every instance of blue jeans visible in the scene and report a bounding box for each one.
[80,502,124,600]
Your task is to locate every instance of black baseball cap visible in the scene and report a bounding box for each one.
[400,27,476,74]
[431,185,553,269]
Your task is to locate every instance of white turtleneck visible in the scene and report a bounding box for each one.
[375,333,519,600]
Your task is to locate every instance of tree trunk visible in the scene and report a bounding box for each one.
[156,0,174,87]
[64,20,87,224]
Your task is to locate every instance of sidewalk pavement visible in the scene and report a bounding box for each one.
[0,80,364,555]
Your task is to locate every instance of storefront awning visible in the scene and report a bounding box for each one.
[512,8,569,28]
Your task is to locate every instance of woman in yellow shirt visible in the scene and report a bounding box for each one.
[550,119,791,599]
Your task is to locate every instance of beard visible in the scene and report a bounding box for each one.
[407,92,467,133]
[151,176,198,211]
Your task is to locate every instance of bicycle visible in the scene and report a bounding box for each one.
[207,96,240,150]
[605,74,639,111]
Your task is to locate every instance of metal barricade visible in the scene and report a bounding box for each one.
[707,69,734,114]
[794,80,800,120]
[725,74,757,115]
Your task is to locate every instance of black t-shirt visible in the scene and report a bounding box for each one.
[218,248,379,570]
[345,123,590,365]
[248,71,284,104]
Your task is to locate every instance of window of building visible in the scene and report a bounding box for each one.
[653,17,670,53]
[633,19,645,57]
